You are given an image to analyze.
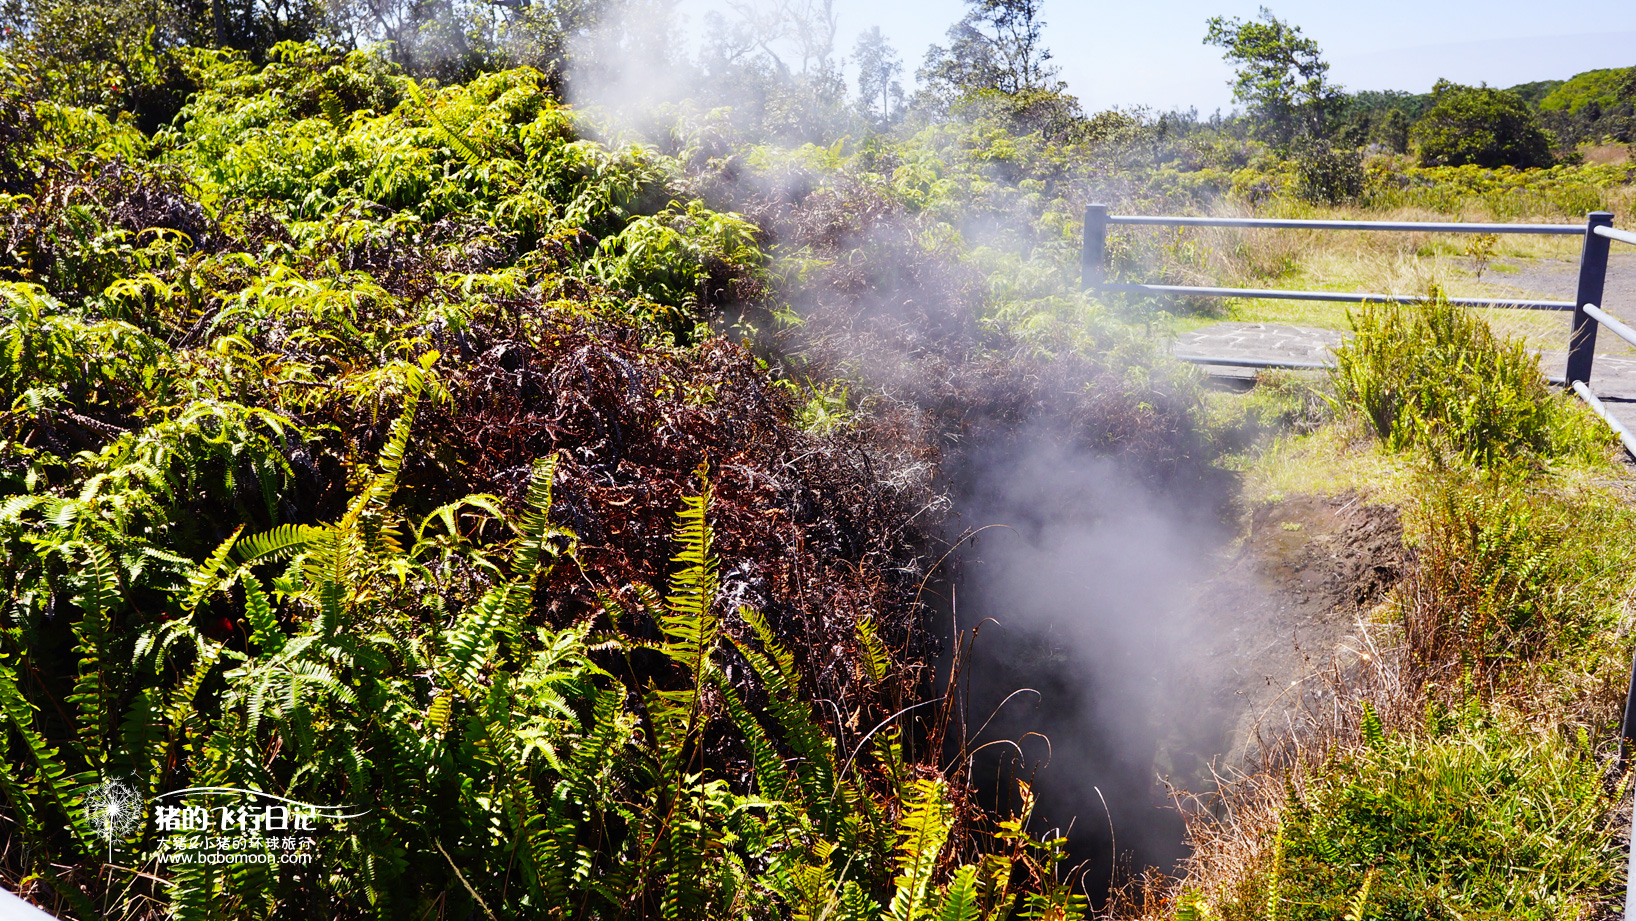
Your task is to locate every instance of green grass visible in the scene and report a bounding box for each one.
[1206,705,1621,921]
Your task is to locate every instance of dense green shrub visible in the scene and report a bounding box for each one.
[1412,80,1555,169]
[1291,137,1362,204]
[1193,705,1619,921]
[1538,67,1635,115]
[1331,298,1610,468]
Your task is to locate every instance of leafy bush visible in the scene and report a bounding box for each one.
[0,409,1085,917]
[1331,298,1610,468]
[1291,137,1362,204]
[1412,80,1555,169]
[1358,160,1631,220]
[1197,705,1619,921]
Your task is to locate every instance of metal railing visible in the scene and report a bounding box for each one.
[1081,205,1636,914]
[1081,206,1632,451]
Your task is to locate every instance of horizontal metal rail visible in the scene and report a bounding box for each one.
[1595,224,1636,247]
[1100,283,1574,311]
[1107,215,1586,234]
[1176,353,1568,385]
[1572,381,1636,457]
[1585,304,1636,350]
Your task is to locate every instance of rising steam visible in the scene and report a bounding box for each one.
[563,7,1252,897]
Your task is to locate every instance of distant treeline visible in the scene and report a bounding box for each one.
[1339,67,1636,153]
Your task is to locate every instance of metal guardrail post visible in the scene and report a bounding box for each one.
[1568,211,1614,385]
[1620,647,1636,766]
[1082,204,1107,289]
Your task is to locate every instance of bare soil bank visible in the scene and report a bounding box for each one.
[1180,493,1407,778]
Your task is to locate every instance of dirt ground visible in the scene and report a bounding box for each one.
[1180,493,1407,776]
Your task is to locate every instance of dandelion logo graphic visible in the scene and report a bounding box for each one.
[84,779,142,861]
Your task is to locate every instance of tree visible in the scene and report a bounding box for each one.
[1375,107,1410,154]
[686,0,850,142]
[1412,80,1554,169]
[853,26,901,125]
[1203,6,1342,150]
[917,0,1059,107]
[719,0,837,80]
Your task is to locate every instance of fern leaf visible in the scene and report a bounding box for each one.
[234,523,317,565]
[343,393,417,530]
[0,662,97,849]
[1360,701,1385,747]
[888,778,954,921]
[1265,827,1284,921]
[512,455,573,582]
[836,880,883,921]
[68,541,121,758]
[731,607,836,808]
[856,615,892,684]
[1343,869,1377,921]
[933,865,981,921]
[661,465,719,674]
[404,78,487,167]
[711,673,794,804]
[442,584,516,693]
[242,576,285,655]
[184,526,244,614]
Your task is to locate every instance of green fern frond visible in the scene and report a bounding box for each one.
[242,576,284,654]
[0,662,97,849]
[933,865,981,921]
[856,615,892,684]
[661,466,719,677]
[442,584,517,693]
[1360,701,1386,748]
[1265,827,1284,921]
[184,526,245,614]
[1343,868,1377,921]
[404,78,488,167]
[512,454,573,582]
[414,494,506,547]
[343,393,417,531]
[888,778,954,921]
[235,523,317,565]
[67,541,121,756]
[732,607,836,807]
[116,688,163,786]
[836,880,883,921]
[712,673,794,804]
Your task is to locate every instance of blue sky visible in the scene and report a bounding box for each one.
[675,1,1636,112]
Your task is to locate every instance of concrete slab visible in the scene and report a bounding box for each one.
[1173,322,1344,367]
